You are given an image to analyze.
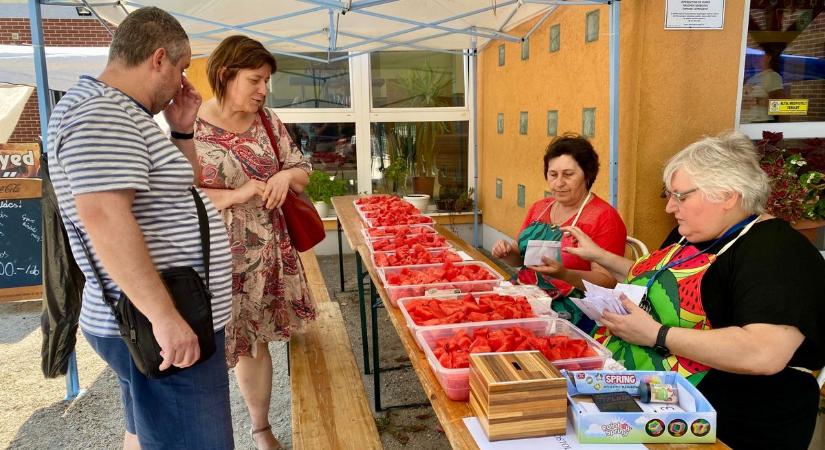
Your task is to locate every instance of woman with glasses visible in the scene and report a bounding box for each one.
[563,131,824,449]
[491,133,627,329]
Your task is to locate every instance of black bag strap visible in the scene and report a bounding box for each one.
[67,187,211,319]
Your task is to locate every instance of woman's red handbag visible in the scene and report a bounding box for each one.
[258,110,326,252]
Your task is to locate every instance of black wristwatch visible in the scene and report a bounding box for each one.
[171,130,194,140]
[653,325,671,356]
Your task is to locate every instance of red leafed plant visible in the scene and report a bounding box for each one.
[756,131,825,222]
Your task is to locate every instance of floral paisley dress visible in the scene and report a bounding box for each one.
[195,109,316,368]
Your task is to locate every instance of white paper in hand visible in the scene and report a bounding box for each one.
[523,240,562,266]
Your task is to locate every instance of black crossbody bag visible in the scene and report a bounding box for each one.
[70,187,215,378]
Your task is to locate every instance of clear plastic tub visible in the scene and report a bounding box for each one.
[362,223,437,239]
[371,247,462,269]
[378,261,504,306]
[364,230,450,253]
[397,292,558,343]
[365,214,434,229]
[414,318,611,401]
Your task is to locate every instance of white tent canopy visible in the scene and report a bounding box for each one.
[86,0,560,57]
[0,45,108,91]
[0,84,33,143]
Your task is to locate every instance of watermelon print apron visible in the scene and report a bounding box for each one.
[515,192,592,327]
[592,215,760,386]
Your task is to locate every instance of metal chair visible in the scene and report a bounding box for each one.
[626,236,650,259]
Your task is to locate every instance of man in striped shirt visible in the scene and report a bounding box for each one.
[47,7,234,449]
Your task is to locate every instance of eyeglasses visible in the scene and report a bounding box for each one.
[661,187,699,203]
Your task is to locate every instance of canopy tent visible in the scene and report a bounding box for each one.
[0,84,33,142]
[24,0,620,399]
[0,45,108,91]
[87,0,562,57]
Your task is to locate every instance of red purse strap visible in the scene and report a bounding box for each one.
[257,109,282,164]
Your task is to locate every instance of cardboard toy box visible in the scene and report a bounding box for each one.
[567,370,717,444]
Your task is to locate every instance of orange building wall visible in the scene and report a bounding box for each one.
[479,1,747,249]
[187,56,213,101]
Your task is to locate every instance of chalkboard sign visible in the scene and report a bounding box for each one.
[0,198,42,288]
[0,177,42,302]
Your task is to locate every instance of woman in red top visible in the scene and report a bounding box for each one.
[492,133,627,328]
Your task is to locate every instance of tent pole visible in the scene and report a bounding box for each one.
[608,0,620,208]
[28,0,51,152]
[471,33,479,248]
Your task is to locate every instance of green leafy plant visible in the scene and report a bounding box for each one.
[395,61,452,177]
[756,132,825,222]
[305,170,348,204]
[382,158,409,194]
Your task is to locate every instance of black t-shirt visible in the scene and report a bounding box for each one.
[661,219,825,449]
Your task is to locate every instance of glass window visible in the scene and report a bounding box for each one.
[547,110,559,136]
[550,24,560,52]
[499,44,505,66]
[521,38,530,60]
[519,111,529,135]
[370,51,465,108]
[370,121,468,208]
[739,3,825,124]
[582,108,596,137]
[267,53,350,108]
[496,178,503,199]
[283,122,358,193]
[517,184,526,208]
[586,10,600,43]
[497,113,504,134]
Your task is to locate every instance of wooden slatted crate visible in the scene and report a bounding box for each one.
[469,351,567,441]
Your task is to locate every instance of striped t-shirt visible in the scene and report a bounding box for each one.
[47,76,232,338]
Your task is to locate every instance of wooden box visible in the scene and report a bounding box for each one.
[469,351,567,441]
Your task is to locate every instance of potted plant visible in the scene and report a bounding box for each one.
[756,131,825,241]
[306,170,348,217]
[394,61,452,196]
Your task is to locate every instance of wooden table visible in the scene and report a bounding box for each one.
[331,195,729,450]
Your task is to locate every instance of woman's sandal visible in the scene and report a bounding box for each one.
[251,424,282,450]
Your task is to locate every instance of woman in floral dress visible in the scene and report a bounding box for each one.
[194,35,315,450]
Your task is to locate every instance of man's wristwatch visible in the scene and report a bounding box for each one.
[171,130,194,140]
[653,325,671,356]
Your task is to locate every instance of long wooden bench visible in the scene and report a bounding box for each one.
[290,250,381,450]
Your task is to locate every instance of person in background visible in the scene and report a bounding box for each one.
[194,35,316,450]
[492,133,627,329]
[741,47,784,123]
[47,7,234,449]
[563,131,824,449]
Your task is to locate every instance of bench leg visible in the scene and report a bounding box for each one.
[356,252,371,375]
[370,280,382,412]
[337,218,345,292]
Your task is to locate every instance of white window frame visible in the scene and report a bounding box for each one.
[271,52,474,195]
[735,0,825,140]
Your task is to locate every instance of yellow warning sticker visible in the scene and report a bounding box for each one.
[769,99,808,115]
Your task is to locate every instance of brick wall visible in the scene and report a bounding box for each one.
[2,18,113,143]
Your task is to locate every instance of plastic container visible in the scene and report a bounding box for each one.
[356,202,421,224]
[365,214,434,229]
[371,247,462,269]
[414,318,611,401]
[363,229,450,253]
[397,292,558,342]
[378,261,504,306]
[362,223,437,239]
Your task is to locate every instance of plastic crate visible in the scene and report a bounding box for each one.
[414,318,611,401]
[378,261,504,306]
[397,292,558,344]
[371,248,462,269]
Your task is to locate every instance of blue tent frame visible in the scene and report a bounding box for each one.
[26,0,621,400]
